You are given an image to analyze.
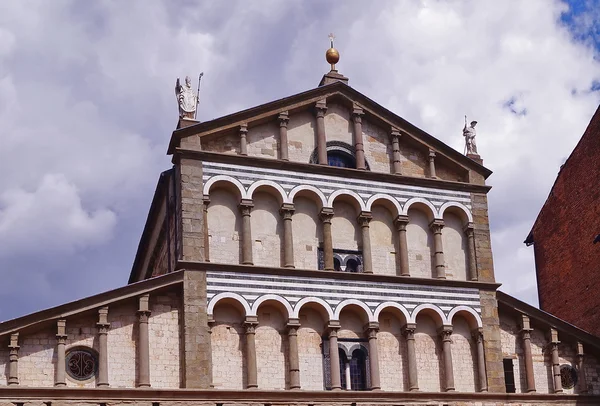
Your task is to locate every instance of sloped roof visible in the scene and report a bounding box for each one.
[169,80,492,179]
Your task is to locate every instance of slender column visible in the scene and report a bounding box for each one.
[244,317,259,389]
[97,306,110,387]
[320,208,334,271]
[549,328,562,393]
[137,294,151,387]
[394,215,410,276]
[55,320,67,387]
[365,322,381,390]
[287,318,301,389]
[327,324,342,390]
[439,326,455,392]
[464,223,477,280]
[207,317,216,388]
[358,211,373,274]
[428,149,437,179]
[280,203,295,268]
[315,100,328,165]
[7,333,19,386]
[279,111,289,161]
[352,104,366,170]
[239,199,254,265]
[391,128,402,175]
[520,315,536,393]
[239,124,248,156]
[430,220,446,279]
[344,359,351,390]
[472,328,488,392]
[402,323,418,391]
[576,342,588,394]
[203,195,210,262]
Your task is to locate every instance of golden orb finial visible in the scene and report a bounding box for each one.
[326,33,340,71]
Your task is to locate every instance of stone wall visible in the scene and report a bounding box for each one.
[297,308,325,390]
[451,316,477,392]
[0,348,7,385]
[108,303,137,388]
[207,187,242,265]
[363,119,392,173]
[287,111,316,163]
[211,305,245,389]
[406,208,434,278]
[64,314,97,388]
[499,314,527,393]
[247,122,279,159]
[331,201,359,251]
[370,205,396,276]
[377,311,406,391]
[291,196,321,269]
[323,103,352,144]
[255,305,288,390]
[442,212,468,281]
[19,331,55,387]
[414,314,443,392]
[149,294,181,388]
[251,192,283,268]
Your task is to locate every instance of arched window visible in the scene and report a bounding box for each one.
[349,348,367,390]
[346,258,359,273]
[327,150,355,168]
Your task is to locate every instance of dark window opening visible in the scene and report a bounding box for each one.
[349,349,367,390]
[503,358,516,393]
[346,258,359,273]
[339,348,347,389]
[327,151,356,168]
[333,257,342,272]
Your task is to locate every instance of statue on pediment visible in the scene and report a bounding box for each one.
[175,76,198,119]
[463,116,478,155]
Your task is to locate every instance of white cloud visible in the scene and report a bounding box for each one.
[0,0,598,317]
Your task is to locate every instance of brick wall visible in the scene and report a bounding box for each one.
[531,106,600,337]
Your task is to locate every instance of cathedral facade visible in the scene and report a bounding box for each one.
[1,50,600,405]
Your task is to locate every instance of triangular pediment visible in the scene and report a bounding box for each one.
[169,82,491,181]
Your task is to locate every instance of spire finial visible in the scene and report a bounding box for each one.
[326,33,340,72]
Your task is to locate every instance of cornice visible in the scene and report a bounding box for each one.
[174,149,492,194]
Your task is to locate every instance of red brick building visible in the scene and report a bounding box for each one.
[525,105,600,337]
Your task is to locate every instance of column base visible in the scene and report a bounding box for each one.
[54,383,66,387]
[409,388,420,392]
[526,389,536,393]
[246,385,258,390]
[242,261,254,265]
[137,383,151,388]
[445,388,456,392]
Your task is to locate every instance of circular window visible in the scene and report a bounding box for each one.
[66,347,98,381]
[560,364,577,389]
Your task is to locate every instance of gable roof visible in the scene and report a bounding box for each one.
[169,80,492,179]
[524,104,600,245]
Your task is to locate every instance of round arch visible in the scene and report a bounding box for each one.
[333,299,374,322]
[246,180,288,204]
[438,202,473,223]
[410,303,448,325]
[288,185,328,208]
[203,175,247,199]
[447,306,483,329]
[402,197,438,219]
[249,294,293,319]
[365,194,402,216]
[373,302,411,324]
[327,189,366,211]
[292,297,334,321]
[207,292,251,317]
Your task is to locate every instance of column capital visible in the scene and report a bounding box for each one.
[463,222,475,234]
[357,211,373,226]
[239,123,248,135]
[280,203,295,218]
[278,111,289,127]
[203,194,211,205]
[547,328,560,344]
[401,323,417,338]
[429,149,436,159]
[315,99,328,117]
[239,199,254,215]
[471,328,484,341]
[8,333,19,350]
[207,317,216,332]
[352,104,364,123]
[429,219,445,232]
[98,306,109,324]
[390,127,402,140]
[319,207,334,223]
[56,319,67,343]
[244,321,259,335]
[577,341,585,357]
[438,325,453,340]
[364,321,380,333]
[394,215,409,230]
[287,318,301,335]
[326,321,341,336]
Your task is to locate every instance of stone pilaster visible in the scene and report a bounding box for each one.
[429,219,446,279]
[352,104,366,170]
[548,328,562,393]
[244,317,259,389]
[520,315,536,393]
[402,323,418,391]
[239,124,248,156]
[55,320,67,387]
[319,208,334,271]
[287,318,301,389]
[239,199,254,265]
[278,111,289,161]
[479,291,505,393]
[327,323,342,391]
[390,127,402,175]
[428,149,437,179]
[182,271,211,388]
[8,333,19,386]
[470,193,495,283]
[365,322,381,390]
[203,195,210,262]
[178,158,205,262]
[439,326,455,392]
[280,203,295,268]
[464,222,478,280]
[137,294,151,387]
[577,342,588,394]
[315,99,328,165]
[97,306,110,387]
[357,211,373,274]
[472,328,488,392]
[394,215,410,276]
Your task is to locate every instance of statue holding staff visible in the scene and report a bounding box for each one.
[175,75,199,119]
[463,116,478,155]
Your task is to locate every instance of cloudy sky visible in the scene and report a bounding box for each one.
[0,0,599,321]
